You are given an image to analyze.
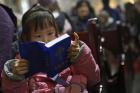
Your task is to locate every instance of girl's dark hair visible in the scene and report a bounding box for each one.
[74,0,95,16]
[20,4,58,42]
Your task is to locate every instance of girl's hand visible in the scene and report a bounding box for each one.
[68,32,80,62]
[12,59,28,75]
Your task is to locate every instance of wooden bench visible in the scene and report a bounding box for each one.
[72,18,128,93]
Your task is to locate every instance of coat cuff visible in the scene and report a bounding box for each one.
[4,59,25,81]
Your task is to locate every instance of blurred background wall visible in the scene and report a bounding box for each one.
[0,0,136,25]
[0,0,136,14]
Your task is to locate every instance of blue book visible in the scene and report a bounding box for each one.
[19,34,71,78]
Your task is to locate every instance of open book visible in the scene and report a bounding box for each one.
[19,34,71,78]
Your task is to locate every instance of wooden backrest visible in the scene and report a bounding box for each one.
[97,23,127,93]
[100,23,129,55]
[88,20,128,93]
[101,30,122,54]
[72,19,128,93]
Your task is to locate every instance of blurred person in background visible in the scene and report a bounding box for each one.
[134,1,140,45]
[98,10,116,31]
[71,0,95,32]
[124,37,140,93]
[125,37,140,93]
[124,2,139,38]
[101,0,121,22]
[0,4,15,79]
[135,0,140,13]
[0,4,15,92]
[0,3,19,58]
[38,0,75,35]
[129,1,140,93]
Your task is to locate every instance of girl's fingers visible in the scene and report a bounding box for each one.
[14,66,28,75]
[68,33,80,62]
[14,59,28,67]
[67,47,80,61]
[71,44,79,47]
[69,51,79,56]
[15,66,28,71]
[68,48,79,55]
[17,70,28,75]
[69,47,80,56]
[68,45,80,52]
[73,32,79,45]
[70,42,79,50]
[14,62,28,67]
[12,59,29,75]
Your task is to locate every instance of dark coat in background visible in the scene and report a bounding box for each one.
[0,6,15,77]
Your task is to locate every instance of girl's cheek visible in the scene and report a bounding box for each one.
[50,35,57,40]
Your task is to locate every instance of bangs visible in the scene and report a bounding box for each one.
[21,10,59,42]
[24,11,56,32]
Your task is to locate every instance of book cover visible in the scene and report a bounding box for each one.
[19,34,71,78]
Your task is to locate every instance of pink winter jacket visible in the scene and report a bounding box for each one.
[2,42,100,93]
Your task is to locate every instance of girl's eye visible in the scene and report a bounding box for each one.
[35,35,41,38]
[47,32,53,35]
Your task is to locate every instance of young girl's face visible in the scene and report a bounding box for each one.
[30,26,56,43]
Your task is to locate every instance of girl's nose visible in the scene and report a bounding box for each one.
[42,35,48,43]
[43,39,48,43]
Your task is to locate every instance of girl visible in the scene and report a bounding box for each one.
[2,4,100,93]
